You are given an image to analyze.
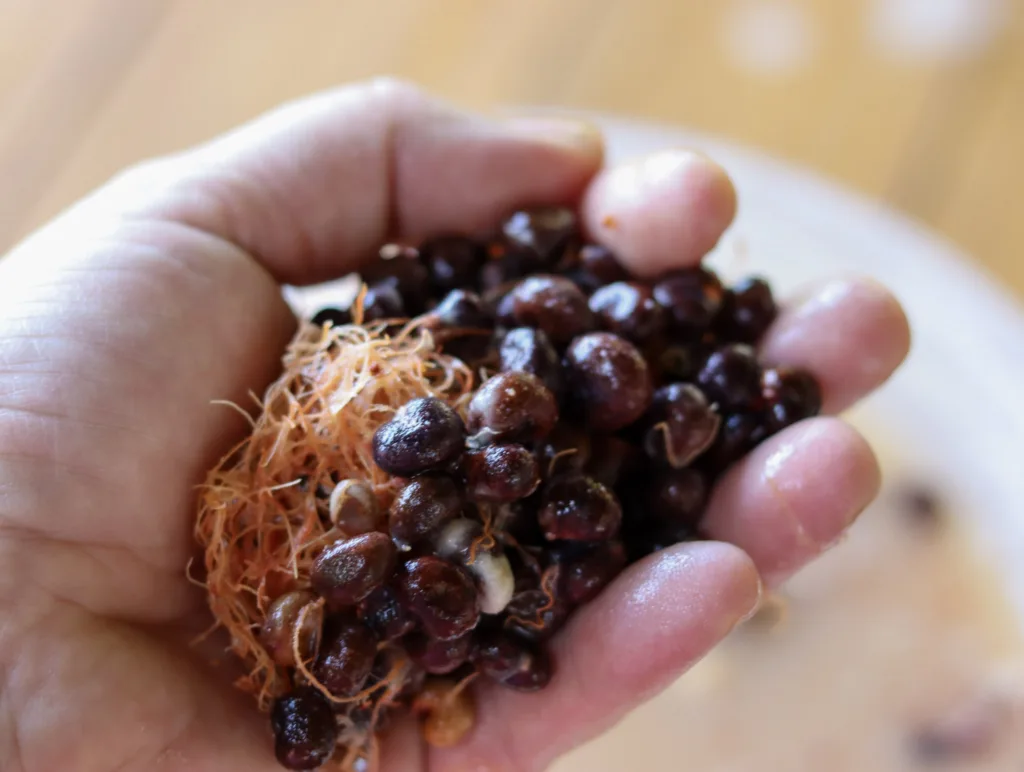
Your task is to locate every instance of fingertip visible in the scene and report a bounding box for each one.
[564,540,761,698]
[704,417,881,586]
[761,277,911,413]
[581,150,738,276]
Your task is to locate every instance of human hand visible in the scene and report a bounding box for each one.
[0,80,909,771]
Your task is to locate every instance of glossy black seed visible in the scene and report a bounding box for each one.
[652,267,725,335]
[761,367,822,433]
[646,468,709,531]
[462,444,541,502]
[498,327,563,395]
[715,276,777,343]
[310,532,397,608]
[422,235,485,293]
[589,281,667,342]
[398,556,481,641]
[538,473,622,541]
[497,275,596,345]
[362,247,431,314]
[642,383,721,467]
[359,585,417,641]
[503,589,569,642]
[564,244,630,294]
[311,307,352,328]
[479,249,545,292]
[431,289,489,329]
[362,282,406,322]
[493,498,545,546]
[271,687,339,770]
[564,332,653,432]
[407,632,473,674]
[499,645,553,691]
[502,207,578,264]
[560,541,627,605]
[372,397,466,477]
[466,371,558,445]
[538,423,591,477]
[389,475,463,550]
[470,630,534,681]
[697,344,762,411]
[703,412,768,472]
[313,616,379,698]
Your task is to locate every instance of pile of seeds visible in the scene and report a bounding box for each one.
[196,207,821,770]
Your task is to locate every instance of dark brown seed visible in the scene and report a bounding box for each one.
[407,632,473,674]
[538,423,592,477]
[646,468,709,531]
[560,541,627,605]
[502,207,578,264]
[498,275,596,345]
[761,367,822,433]
[642,383,721,467]
[585,434,641,489]
[589,281,667,342]
[462,444,541,502]
[498,327,563,395]
[362,282,406,321]
[652,267,725,335]
[313,616,378,697]
[470,630,533,682]
[479,249,544,291]
[261,590,321,667]
[311,307,352,328]
[466,371,558,445]
[715,276,777,344]
[538,473,622,541]
[503,589,569,642]
[397,556,481,641]
[310,532,397,608]
[569,244,630,294]
[422,235,485,293]
[703,412,768,472]
[327,479,383,535]
[499,645,553,692]
[372,397,466,477]
[271,687,339,770]
[697,344,762,411]
[564,332,653,432]
[363,247,431,314]
[389,475,463,550]
[431,289,489,329]
[359,585,417,641]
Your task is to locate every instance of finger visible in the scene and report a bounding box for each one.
[431,541,760,771]
[702,417,881,587]
[55,78,603,285]
[760,277,911,414]
[378,716,425,772]
[579,150,738,276]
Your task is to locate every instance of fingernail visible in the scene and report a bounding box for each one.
[503,117,604,158]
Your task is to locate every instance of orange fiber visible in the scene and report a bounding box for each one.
[194,313,474,722]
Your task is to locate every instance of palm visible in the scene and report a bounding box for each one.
[0,81,907,772]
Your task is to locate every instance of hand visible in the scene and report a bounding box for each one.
[0,80,909,772]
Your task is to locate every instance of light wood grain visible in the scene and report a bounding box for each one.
[1,0,1022,295]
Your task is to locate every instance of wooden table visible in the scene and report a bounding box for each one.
[2,0,1022,296]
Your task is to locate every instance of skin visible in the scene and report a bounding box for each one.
[0,79,910,772]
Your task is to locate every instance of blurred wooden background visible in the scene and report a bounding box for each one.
[2,0,1022,295]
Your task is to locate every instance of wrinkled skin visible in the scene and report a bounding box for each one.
[0,80,909,772]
